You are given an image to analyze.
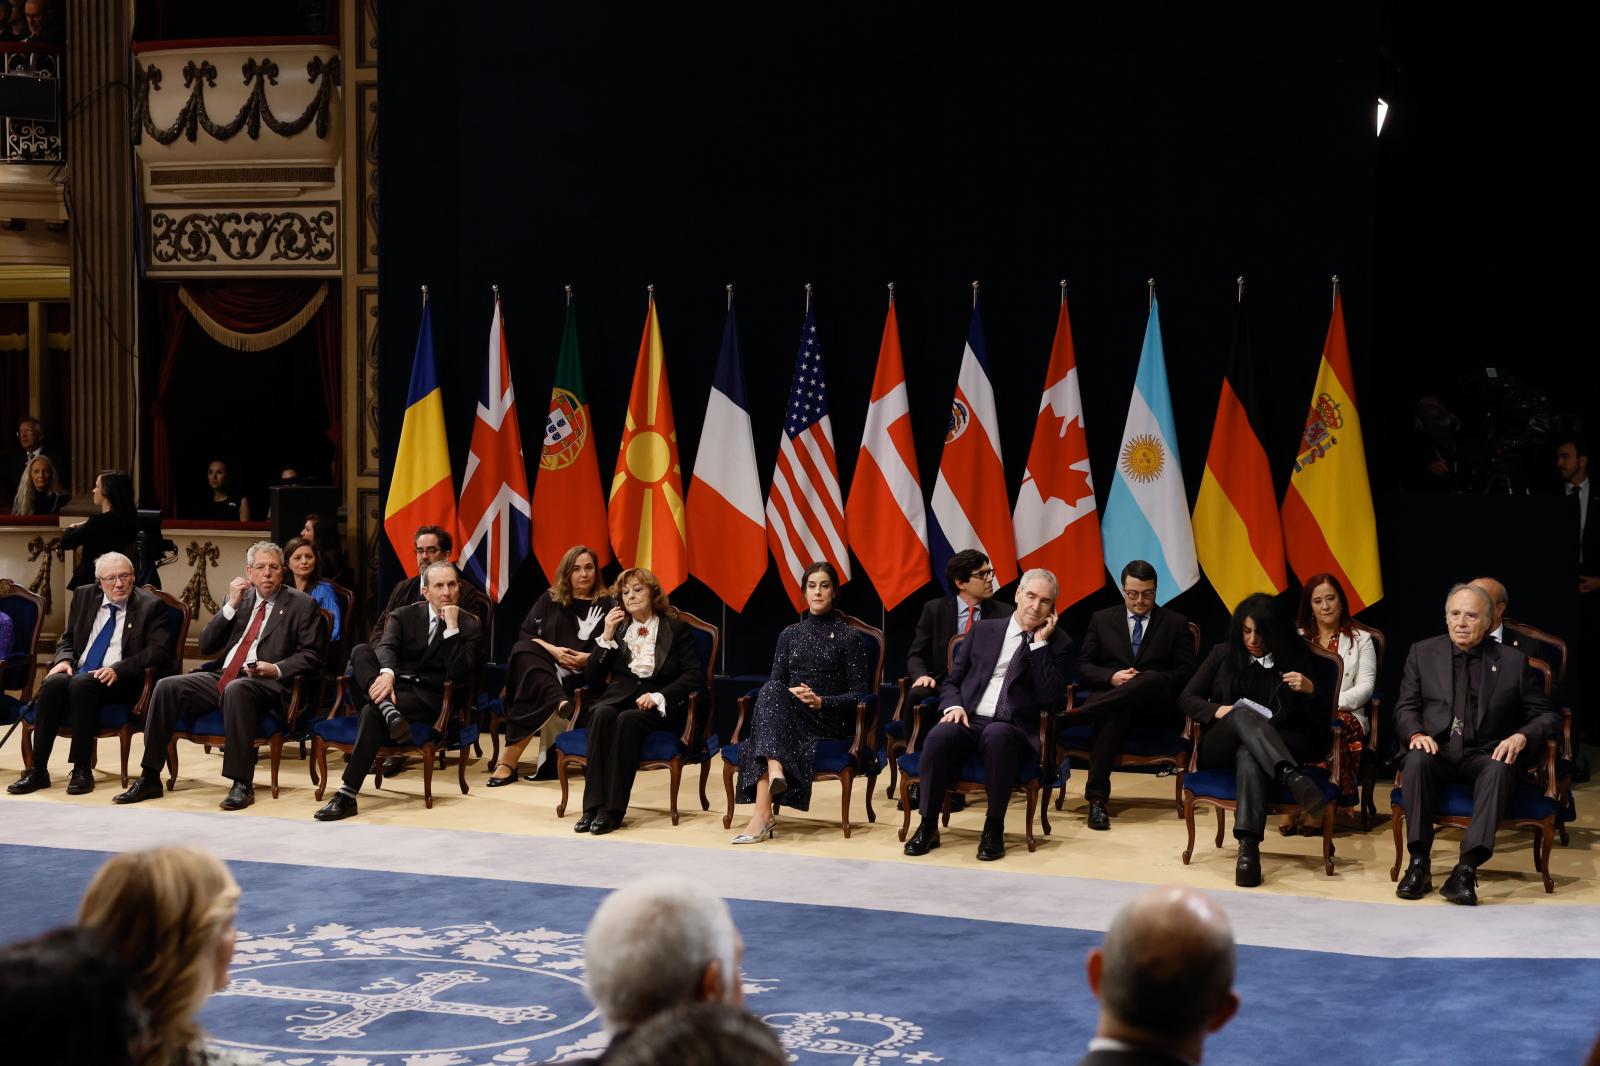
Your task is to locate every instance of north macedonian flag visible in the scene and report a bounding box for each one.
[1281,290,1382,612]
[384,301,457,577]
[609,292,688,592]
[531,298,612,584]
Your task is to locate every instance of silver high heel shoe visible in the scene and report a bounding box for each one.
[731,818,777,845]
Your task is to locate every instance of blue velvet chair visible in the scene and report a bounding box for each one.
[0,581,44,729]
[1503,619,1576,846]
[553,610,719,826]
[1180,641,1344,878]
[1388,657,1561,893]
[19,586,188,787]
[882,635,959,802]
[721,612,884,837]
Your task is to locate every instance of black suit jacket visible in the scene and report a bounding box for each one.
[584,615,703,729]
[906,594,1013,681]
[1576,483,1600,575]
[1078,604,1197,694]
[371,570,491,642]
[61,512,138,589]
[1180,644,1330,760]
[376,601,482,709]
[199,586,325,702]
[939,617,1075,752]
[1393,634,1558,753]
[53,586,176,685]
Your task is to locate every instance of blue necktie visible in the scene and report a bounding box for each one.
[1131,615,1145,659]
[81,605,118,672]
[993,633,1033,722]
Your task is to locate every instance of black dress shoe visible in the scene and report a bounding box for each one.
[7,768,50,795]
[113,776,164,804]
[1440,863,1478,906]
[588,813,617,835]
[1235,840,1263,887]
[487,766,520,787]
[219,781,256,811]
[1395,858,1433,900]
[949,793,967,812]
[1282,769,1328,819]
[1087,801,1111,831]
[381,756,408,777]
[66,769,94,796]
[573,813,596,833]
[903,819,941,856]
[383,710,411,744]
[314,792,358,821]
[977,818,1006,861]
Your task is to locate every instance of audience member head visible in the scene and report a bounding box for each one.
[205,459,234,501]
[946,549,995,602]
[301,512,344,572]
[15,414,42,450]
[1469,576,1508,632]
[244,541,285,600]
[0,926,145,1066]
[77,846,241,1066]
[95,470,136,519]
[284,536,323,591]
[1445,583,1493,651]
[1556,434,1590,487]
[552,544,601,605]
[1120,559,1158,618]
[1086,885,1238,1062]
[584,876,742,1036]
[23,0,49,39]
[1296,572,1354,639]
[278,465,301,483]
[607,1002,784,1066]
[1015,567,1059,632]
[801,560,838,615]
[12,453,60,514]
[94,551,137,606]
[413,524,453,570]
[1227,592,1307,674]
[614,567,670,621]
[422,560,462,611]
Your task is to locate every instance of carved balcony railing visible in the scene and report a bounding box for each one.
[0,45,63,165]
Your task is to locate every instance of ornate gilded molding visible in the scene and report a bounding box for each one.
[25,535,63,615]
[149,205,338,268]
[179,540,220,620]
[357,286,379,476]
[133,55,342,146]
[357,0,378,69]
[356,82,378,274]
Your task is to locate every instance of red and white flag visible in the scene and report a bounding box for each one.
[1014,290,1102,608]
[458,290,533,602]
[845,294,930,610]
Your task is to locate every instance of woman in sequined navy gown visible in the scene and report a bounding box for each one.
[733,562,870,843]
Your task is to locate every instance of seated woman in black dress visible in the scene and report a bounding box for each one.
[492,544,612,785]
[11,455,69,515]
[732,561,870,844]
[196,458,250,522]
[576,567,702,835]
[1179,592,1329,887]
[62,471,138,589]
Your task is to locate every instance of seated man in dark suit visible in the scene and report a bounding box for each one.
[8,552,174,796]
[1079,886,1239,1066]
[1073,559,1197,831]
[903,567,1075,861]
[314,561,482,821]
[369,524,490,641]
[114,541,324,810]
[906,548,1013,694]
[1394,583,1559,905]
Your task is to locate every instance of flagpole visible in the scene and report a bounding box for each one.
[972,279,979,308]
[492,283,500,303]
[1147,278,1155,311]
[1330,274,1340,311]
[1060,279,1067,305]
[887,281,894,306]
[884,280,895,639]
[804,282,812,313]
[564,284,572,306]
[420,284,428,307]
[1236,276,1245,304]
[726,283,733,311]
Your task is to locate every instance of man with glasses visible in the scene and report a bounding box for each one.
[369,525,490,642]
[1071,560,1197,831]
[907,549,1014,695]
[8,553,174,795]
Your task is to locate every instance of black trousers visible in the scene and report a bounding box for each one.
[503,645,577,745]
[140,672,284,782]
[29,669,143,769]
[1401,747,1525,861]
[581,692,674,818]
[340,644,441,792]
[1076,674,1178,801]
[918,716,1033,822]
[1196,709,1306,841]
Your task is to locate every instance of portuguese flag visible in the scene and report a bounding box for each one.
[531,298,613,584]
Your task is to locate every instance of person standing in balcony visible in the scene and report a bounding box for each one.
[196,458,251,523]
[12,455,70,515]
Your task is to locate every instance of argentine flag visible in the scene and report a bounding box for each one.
[1101,296,1199,604]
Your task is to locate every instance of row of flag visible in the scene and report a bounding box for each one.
[382,281,1382,617]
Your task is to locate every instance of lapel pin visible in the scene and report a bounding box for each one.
[1490,664,1498,673]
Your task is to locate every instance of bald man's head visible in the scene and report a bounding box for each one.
[1469,577,1507,628]
[1093,886,1237,1040]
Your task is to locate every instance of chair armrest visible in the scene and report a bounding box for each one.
[330,673,358,718]
[568,683,602,728]
[283,676,308,729]
[846,694,878,757]
[1541,738,1559,800]
[904,695,942,755]
[727,694,753,746]
[1561,707,1573,762]
[433,680,473,733]
[1328,717,1344,784]
[679,691,701,747]
[1186,720,1202,773]
[128,666,159,719]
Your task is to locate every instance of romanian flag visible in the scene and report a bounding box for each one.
[1192,290,1287,610]
[531,297,612,584]
[610,292,688,592]
[384,300,457,577]
[1281,290,1382,611]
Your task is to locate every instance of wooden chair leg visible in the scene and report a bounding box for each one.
[668,758,683,826]
[1213,805,1226,849]
[1181,794,1196,864]
[20,722,33,768]
[1039,781,1052,837]
[898,776,914,842]
[268,737,282,798]
[1389,804,1405,881]
[166,738,179,790]
[721,758,736,830]
[119,728,132,787]
[864,769,877,824]
[457,744,470,795]
[1024,782,1038,852]
[1540,822,1555,893]
[839,769,853,838]
[488,725,501,773]
[698,758,711,811]
[421,743,435,809]
[1321,801,1336,875]
[314,738,328,800]
[1174,772,1184,817]
[555,755,570,817]
[885,744,898,800]
[940,790,952,828]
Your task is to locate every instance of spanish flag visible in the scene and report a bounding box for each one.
[384,300,458,577]
[1193,289,1287,609]
[1281,289,1382,612]
[609,291,688,592]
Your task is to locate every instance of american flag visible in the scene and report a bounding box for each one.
[765,306,851,609]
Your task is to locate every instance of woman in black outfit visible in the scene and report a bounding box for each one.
[11,455,70,515]
[575,567,701,835]
[1180,593,1330,887]
[732,561,870,844]
[62,471,138,589]
[196,458,250,522]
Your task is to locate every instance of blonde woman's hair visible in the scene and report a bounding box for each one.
[12,453,59,514]
[77,847,241,1066]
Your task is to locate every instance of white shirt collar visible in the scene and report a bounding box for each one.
[1250,652,1275,668]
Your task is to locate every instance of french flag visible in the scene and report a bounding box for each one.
[685,300,767,612]
[458,290,532,602]
[929,293,1017,589]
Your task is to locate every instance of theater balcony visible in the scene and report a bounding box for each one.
[0,44,67,267]
[132,36,342,278]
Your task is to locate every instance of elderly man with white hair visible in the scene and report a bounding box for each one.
[8,552,175,796]
[1393,582,1558,905]
[904,567,1076,861]
[577,876,744,1063]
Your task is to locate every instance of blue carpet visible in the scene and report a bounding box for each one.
[2,842,1596,1065]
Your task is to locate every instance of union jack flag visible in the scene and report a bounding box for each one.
[459,291,532,602]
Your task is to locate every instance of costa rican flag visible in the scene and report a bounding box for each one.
[458,290,532,602]
[765,303,851,611]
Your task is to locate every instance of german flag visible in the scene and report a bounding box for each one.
[1192,288,1287,608]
